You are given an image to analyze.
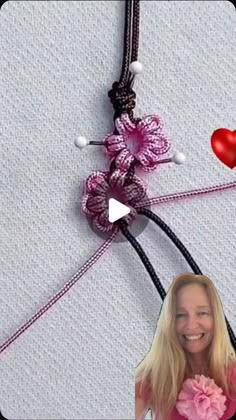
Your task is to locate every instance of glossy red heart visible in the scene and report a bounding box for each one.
[211,129,236,169]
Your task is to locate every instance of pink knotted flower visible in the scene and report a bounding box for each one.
[102,113,171,172]
[81,168,147,233]
[176,374,227,420]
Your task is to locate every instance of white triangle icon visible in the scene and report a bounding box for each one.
[108,198,131,223]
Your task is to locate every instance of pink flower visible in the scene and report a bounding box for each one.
[176,374,227,420]
[102,113,170,172]
[81,168,147,233]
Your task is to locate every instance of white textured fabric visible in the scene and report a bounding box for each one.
[0,1,236,419]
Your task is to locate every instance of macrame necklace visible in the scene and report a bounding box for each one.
[0,0,235,356]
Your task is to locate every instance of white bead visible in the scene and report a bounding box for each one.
[75,136,89,149]
[129,61,143,75]
[172,152,186,164]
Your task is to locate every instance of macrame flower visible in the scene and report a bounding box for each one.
[102,113,170,172]
[81,168,147,233]
[176,374,227,420]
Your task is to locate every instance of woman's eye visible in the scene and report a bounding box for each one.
[176,312,209,318]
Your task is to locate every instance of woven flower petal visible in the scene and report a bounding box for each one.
[86,194,107,214]
[115,149,135,171]
[102,133,126,154]
[137,114,164,136]
[81,193,94,216]
[137,151,153,168]
[120,174,147,204]
[142,148,163,163]
[120,184,143,204]
[115,113,136,135]
[147,133,171,153]
[92,209,112,233]
[135,133,170,171]
[85,171,109,195]
[139,136,170,171]
[147,130,168,143]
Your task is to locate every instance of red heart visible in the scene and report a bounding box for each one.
[211,129,236,169]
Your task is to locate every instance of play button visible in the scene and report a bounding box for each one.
[108,198,130,223]
[83,171,151,243]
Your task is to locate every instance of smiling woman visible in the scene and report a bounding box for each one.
[135,273,236,420]
[175,282,214,379]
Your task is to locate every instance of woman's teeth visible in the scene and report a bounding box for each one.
[184,334,204,340]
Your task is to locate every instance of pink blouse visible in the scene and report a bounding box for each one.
[135,363,236,420]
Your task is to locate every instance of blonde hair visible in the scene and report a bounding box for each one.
[135,272,236,420]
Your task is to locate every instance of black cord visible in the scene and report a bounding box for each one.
[108,0,141,128]
[138,208,202,275]
[118,219,166,300]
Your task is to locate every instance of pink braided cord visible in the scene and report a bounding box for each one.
[0,227,119,355]
[136,180,236,208]
[1,180,236,356]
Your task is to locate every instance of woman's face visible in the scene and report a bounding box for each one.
[175,283,214,354]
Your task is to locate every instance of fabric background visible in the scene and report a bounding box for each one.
[0,1,236,419]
